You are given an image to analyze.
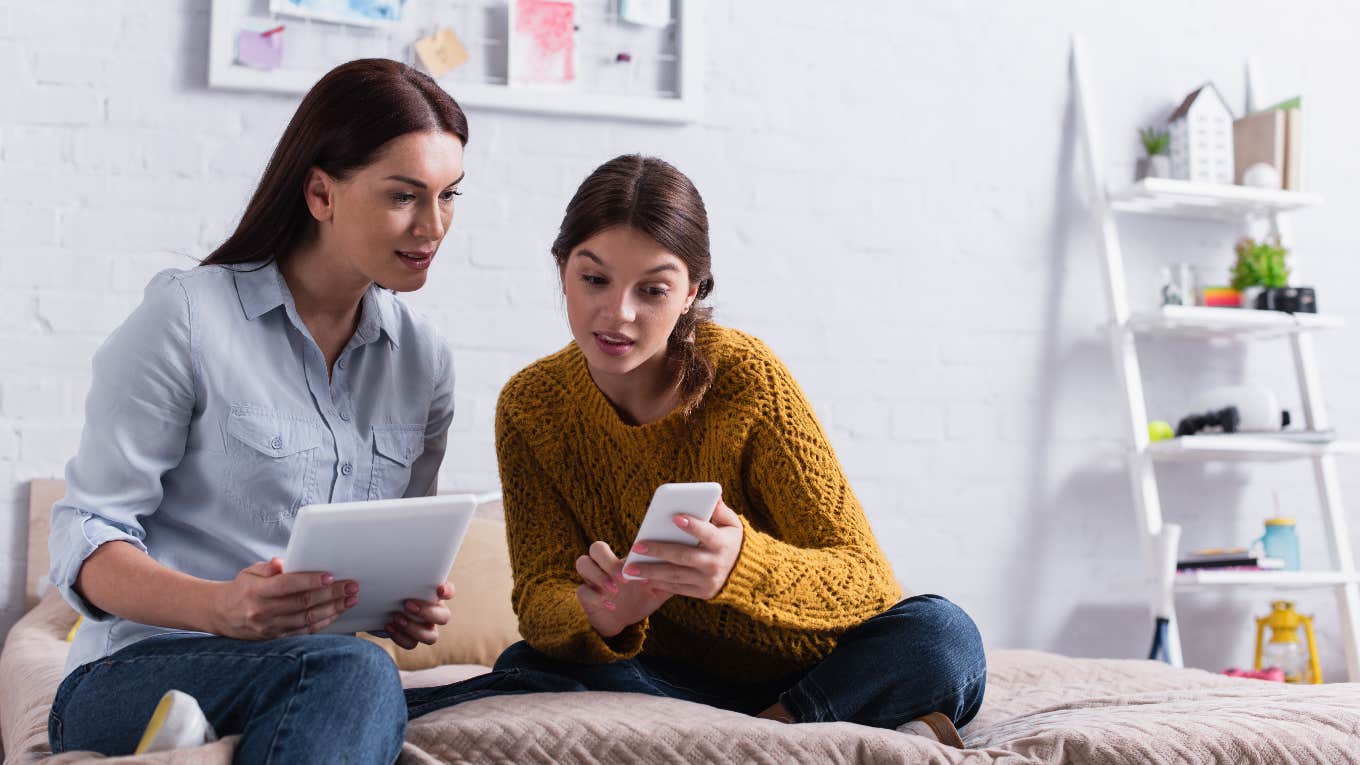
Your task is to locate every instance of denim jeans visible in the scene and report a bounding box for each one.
[490,594,986,729]
[49,633,409,764]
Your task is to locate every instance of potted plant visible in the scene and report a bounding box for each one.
[1136,126,1172,180]
[1230,236,1290,309]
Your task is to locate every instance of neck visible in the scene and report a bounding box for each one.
[280,238,370,328]
[589,348,682,426]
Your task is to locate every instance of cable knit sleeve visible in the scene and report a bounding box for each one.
[496,389,647,663]
[709,354,902,630]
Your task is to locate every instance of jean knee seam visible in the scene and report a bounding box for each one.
[261,655,304,765]
[861,665,988,729]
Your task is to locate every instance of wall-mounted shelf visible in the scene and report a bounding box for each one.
[1109,178,1323,221]
[1126,306,1343,340]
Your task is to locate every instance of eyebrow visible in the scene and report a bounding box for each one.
[579,250,680,275]
[383,171,466,190]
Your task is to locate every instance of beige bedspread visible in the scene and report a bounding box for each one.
[5,592,1359,764]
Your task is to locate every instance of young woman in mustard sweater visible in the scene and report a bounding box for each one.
[488,154,986,745]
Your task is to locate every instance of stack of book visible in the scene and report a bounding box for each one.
[1177,548,1285,571]
[1233,96,1303,190]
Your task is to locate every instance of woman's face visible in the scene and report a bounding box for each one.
[562,225,700,378]
[308,130,465,292]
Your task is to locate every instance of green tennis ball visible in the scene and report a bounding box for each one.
[1148,421,1174,442]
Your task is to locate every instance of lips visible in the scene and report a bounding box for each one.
[593,331,634,357]
[395,249,434,271]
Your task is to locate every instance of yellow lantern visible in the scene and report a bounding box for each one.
[1253,600,1322,684]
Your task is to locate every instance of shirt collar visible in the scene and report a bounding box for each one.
[233,260,401,349]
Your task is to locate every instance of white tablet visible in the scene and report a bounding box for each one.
[282,494,477,635]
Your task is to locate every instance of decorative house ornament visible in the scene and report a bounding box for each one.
[1167,83,1235,184]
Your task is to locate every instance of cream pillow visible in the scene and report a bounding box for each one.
[364,511,522,670]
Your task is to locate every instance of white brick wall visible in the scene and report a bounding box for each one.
[5,0,1360,683]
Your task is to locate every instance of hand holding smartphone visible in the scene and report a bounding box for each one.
[622,482,723,581]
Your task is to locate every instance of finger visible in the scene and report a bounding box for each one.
[392,613,439,645]
[622,561,702,588]
[280,608,344,637]
[630,540,703,569]
[588,541,623,579]
[670,513,721,547]
[264,580,358,617]
[575,555,619,594]
[576,583,614,612]
[436,581,455,601]
[402,599,452,626]
[259,570,340,598]
[385,620,418,650]
[711,501,741,527]
[276,594,355,632]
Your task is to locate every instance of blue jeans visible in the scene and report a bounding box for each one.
[50,633,408,764]
[49,632,582,763]
[490,594,986,729]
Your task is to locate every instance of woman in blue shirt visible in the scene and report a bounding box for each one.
[47,59,465,763]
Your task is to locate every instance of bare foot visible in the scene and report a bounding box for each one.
[756,702,794,723]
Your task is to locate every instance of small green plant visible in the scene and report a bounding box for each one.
[1230,237,1290,290]
[1139,126,1170,157]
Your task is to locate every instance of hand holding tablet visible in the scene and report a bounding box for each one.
[282,494,477,636]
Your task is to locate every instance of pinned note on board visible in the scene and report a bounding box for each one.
[237,26,285,70]
[414,27,469,78]
[619,0,669,27]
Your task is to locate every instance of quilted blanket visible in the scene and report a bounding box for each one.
[4,593,1359,764]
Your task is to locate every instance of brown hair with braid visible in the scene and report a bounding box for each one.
[551,154,715,414]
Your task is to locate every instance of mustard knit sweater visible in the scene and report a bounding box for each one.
[495,323,903,682]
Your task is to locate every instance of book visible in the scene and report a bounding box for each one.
[1283,108,1302,190]
[1178,549,1285,570]
[1233,109,1285,185]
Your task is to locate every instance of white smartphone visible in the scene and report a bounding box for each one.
[622,482,723,581]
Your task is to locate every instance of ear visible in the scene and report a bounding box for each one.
[303,167,336,222]
[684,278,700,310]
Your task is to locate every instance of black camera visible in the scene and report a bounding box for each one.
[1254,287,1317,314]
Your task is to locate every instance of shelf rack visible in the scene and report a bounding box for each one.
[1071,35,1360,681]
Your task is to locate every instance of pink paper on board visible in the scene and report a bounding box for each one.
[513,0,575,85]
[237,30,283,70]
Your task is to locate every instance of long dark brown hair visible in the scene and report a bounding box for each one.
[203,58,468,268]
[552,154,715,415]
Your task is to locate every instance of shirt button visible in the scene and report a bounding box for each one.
[270,436,283,450]
[339,411,351,422]
[338,359,347,369]
[341,462,353,476]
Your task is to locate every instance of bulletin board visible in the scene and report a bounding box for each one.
[208,0,702,123]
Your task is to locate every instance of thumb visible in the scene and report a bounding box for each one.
[712,500,740,527]
[245,559,284,578]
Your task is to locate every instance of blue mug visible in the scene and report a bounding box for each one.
[1254,519,1300,571]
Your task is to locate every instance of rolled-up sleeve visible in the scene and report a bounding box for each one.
[405,341,453,498]
[49,271,197,620]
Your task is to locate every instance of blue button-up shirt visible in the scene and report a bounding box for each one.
[50,261,454,674]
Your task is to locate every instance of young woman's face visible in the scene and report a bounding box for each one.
[562,225,700,378]
[313,130,465,292]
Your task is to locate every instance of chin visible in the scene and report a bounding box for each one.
[380,270,429,293]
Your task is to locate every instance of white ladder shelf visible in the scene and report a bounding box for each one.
[1070,35,1360,682]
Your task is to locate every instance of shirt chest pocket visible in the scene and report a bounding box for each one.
[224,411,324,526]
[368,425,426,500]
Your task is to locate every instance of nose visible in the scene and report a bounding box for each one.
[604,287,637,324]
[412,201,447,240]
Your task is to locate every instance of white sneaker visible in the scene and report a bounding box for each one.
[134,689,219,754]
[898,711,965,749]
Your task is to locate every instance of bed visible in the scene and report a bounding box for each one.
[4,480,1359,764]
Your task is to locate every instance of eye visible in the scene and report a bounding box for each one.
[581,274,607,286]
[440,188,462,202]
[391,192,416,205]
[643,285,670,298]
